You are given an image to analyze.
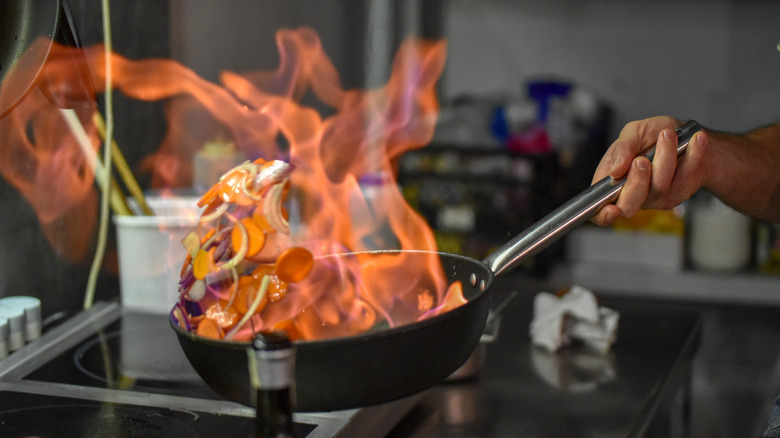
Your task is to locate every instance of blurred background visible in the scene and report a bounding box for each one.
[2,0,780,436]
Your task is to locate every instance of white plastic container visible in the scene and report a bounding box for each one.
[114,197,202,314]
[0,317,8,359]
[688,193,752,271]
[0,305,24,352]
[0,296,41,342]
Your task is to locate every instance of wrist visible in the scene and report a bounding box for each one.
[697,127,729,193]
[700,125,780,221]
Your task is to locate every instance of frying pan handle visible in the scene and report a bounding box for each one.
[482,120,701,276]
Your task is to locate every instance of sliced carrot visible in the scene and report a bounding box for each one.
[275,247,314,283]
[232,330,254,342]
[196,317,222,339]
[200,196,225,218]
[230,221,249,262]
[252,265,274,277]
[234,275,268,314]
[201,228,216,245]
[190,314,205,325]
[245,219,266,255]
[218,168,254,206]
[234,276,254,314]
[267,276,288,303]
[180,253,192,277]
[231,217,266,258]
[206,303,241,329]
[197,184,219,208]
[252,207,278,233]
[193,247,216,280]
[267,319,301,341]
[252,265,288,302]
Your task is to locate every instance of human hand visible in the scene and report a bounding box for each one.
[590,116,709,226]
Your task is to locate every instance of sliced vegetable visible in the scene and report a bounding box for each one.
[224,274,270,340]
[254,160,294,188]
[205,303,241,329]
[263,180,290,234]
[222,266,240,310]
[193,248,216,280]
[245,274,271,317]
[218,167,255,206]
[275,247,314,283]
[268,318,301,341]
[231,217,266,257]
[180,255,192,278]
[197,184,220,208]
[201,228,216,245]
[252,207,277,233]
[182,231,201,259]
[251,265,288,302]
[196,317,222,339]
[179,159,319,341]
[188,279,207,301]
[218,222,248,271]
[266,276,288,303]
[234,275,268,314]
[199,202,228,224]
[231,329,255,342]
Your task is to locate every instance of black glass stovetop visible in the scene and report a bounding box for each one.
[23,310,221,400]
[0,301,413,438]
[0,390,256,438]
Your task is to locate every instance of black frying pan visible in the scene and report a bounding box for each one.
[171,123,701,412]
[173,249,492,412]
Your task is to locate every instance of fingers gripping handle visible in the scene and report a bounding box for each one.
[642,119,701,162]
[482,120,701,276]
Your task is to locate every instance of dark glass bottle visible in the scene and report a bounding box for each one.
[249,331,297,438]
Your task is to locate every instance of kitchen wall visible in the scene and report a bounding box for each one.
[168,0,443,90]
[167,0,780,136]
[3,0,778,319]
[442,0,780,136]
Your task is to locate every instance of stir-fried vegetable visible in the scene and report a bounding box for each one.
[275,247,314,283]
[176,158,312,341]
[231,217,266,257]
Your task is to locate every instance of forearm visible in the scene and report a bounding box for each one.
[702,123,780,222]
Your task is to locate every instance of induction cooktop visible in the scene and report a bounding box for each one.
[0,301,417,437]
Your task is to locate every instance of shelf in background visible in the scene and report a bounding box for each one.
[556,262,780,307]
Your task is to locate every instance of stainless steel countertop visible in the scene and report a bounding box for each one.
[387,275,703,437]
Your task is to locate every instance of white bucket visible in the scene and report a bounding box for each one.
[114,197,201,314]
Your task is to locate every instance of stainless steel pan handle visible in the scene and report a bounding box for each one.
[482,120,701,277]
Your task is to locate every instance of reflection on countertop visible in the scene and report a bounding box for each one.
[387,274,703,437]
[387,271,780,438]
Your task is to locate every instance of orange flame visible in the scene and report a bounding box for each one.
[0,27,460,339]
[0,57,99,263]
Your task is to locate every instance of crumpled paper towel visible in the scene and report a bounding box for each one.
[530,285,619,353]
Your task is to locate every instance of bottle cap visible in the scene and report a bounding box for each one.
[248,331,295,390]
[252,330,292,352]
